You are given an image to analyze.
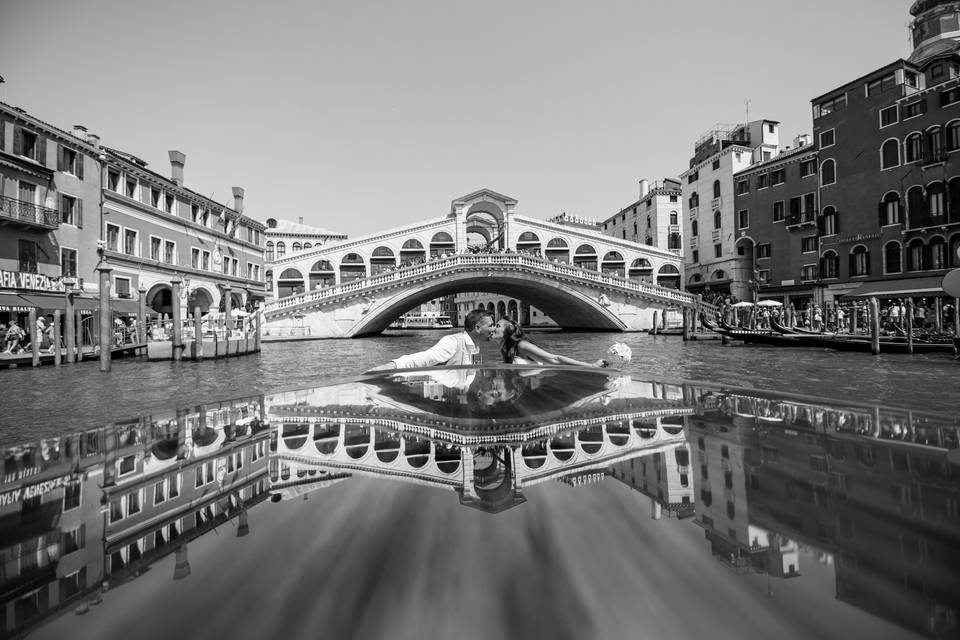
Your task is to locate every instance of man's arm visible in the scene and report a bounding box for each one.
[368,334,459,371]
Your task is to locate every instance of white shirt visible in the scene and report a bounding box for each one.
[391,332,479,369]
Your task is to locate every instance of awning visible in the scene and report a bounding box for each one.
[17,292,69,310]
[0,292,34,312]
[844,276,946,298]
[18,293,143,314]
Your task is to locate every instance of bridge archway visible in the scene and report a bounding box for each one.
[278,268,305,297]
[146,283,173,315]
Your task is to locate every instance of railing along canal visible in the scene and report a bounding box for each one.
[265,253,713,315]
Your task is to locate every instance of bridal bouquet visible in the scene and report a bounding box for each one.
[606,342,632,367]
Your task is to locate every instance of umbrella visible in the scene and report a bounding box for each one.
[731,301,754,308]
[756,300,783,307]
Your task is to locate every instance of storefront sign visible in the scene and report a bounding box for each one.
[0,474,80,507]
[0,270,64,292]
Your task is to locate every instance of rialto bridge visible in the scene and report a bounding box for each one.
[263,188,705,338]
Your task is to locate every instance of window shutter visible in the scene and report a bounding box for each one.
[0,119,5,151]
[878,201,886,227]
[865,251,872,275]
[77,199,83,229]
[76,152,84,180]
[920,99,928,115]
[13,127,22,155]
[57,144,65,171]
[37,136,46,165]
[819,257,825,276]
[834,210,840,235]
[817,213,825,235]
[849,253,855,276]
[58,193,64,222]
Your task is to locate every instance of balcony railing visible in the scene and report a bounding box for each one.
[786,212,816,228]
[711,229,721,242]
[711,197,722,211]
[689,237,699,249]
[920,149,948,167]
[0,195,59,229]
[668,224,680,233]
[688,206,699,219]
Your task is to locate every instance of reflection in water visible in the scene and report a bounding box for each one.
[1,366,958,639]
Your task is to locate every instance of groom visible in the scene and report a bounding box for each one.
[368,309,495,371]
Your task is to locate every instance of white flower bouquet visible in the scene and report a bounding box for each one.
[605,342,632,368]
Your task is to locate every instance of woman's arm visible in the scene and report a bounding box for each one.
[518,341,606,367]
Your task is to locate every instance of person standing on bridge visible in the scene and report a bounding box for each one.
[367,309,496,371]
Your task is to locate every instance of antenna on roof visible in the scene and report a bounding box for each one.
[744,98,751,124]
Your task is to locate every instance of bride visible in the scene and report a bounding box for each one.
[493,318,607,367]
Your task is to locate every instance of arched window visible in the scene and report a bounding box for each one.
[303,242,312,250]
[308,260,335,290]
[949,178,960,223]
[601,251,625,276]
[713,270,726,280]
[668,233,682,249]
[265,241,275,262]
[947,120,960,151]
[277,268,305,297]
[905,133,923,162]
[821,250,839,279]
[291,242,301,252]
[657,264,681,289]
[691,220,699,236]
[669,211,678,224]
[545,238,569,263]
[275,241,286,258]
[907,239,925,271]
[629,258,653,282]
[820,159,836,186]
[689,192,699,209]
[516,231,541,256]
[930,236,947,269]
[907,185,926,228]
[399,238,426,266]
[926,126,943,156]
[821,206,838,236]
[881,139,900,169]
[850,245,870,276]
[429,231,455,257]
[573,244,597,271]
[690,273,703,283]
[883,241,902,274]
[879,192,901,226]
[950,234,960,267]
[712,180,721,198]
[928,181,946,217]
[714,210,721,229]
[265,269,273,292]
[339,252,366,282]
[370,246,396,275]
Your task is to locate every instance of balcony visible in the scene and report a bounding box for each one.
[688,206,699,219]
[920,149,948,168]
[711,229,721,242]
[786,211,816,229]
[689,237,698,249]
[668,224,680,233]
[711,197,722,211]
[0,195,59,230]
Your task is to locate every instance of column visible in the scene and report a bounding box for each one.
[223,285,233,338]
[65,288,76,364]
[170,275,183,362]
[98,263,114,372]
[138,284,147,345]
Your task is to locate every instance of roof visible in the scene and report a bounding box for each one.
[266,219,347,237]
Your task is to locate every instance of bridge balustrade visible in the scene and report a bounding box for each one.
[264,253,714,316]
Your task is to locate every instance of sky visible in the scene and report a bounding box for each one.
[1,0,914,239]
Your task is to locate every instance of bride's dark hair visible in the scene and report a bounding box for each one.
[499,318,531,363]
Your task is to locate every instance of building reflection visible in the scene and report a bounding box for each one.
[0,395,269,639]
[1,368,958,639]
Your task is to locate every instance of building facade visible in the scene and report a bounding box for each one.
[681,120,781,301]
[601,179,683,252]
[264,217,347,299]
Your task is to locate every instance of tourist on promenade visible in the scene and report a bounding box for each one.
[367,308,496,371]
[493,318,607,367]
[3,321,23,354]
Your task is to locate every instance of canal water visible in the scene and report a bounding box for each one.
[0,330,957,445]
[3,332,958,640]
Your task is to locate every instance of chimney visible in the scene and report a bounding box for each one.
[231,186,244,214]
[86,133,100,148]
[168,150,186,186]
[298,216,303,224]
[72,124,87,140]
[793,134,811,148]
[639,179,650,199]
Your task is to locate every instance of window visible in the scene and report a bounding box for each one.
[691,220,698,236]
[714,244,722,258]
[880,105,898,128]
[904,100,926,119]
[822,206,838,235]
[61,247,77,277]
[165,194,175,213]
[712,159,720,170]
[191,204,199,222]
[820,159,836,186]
[150,188,161,208]
[737,179,749,195]
[756,243,771,258]
[123,229,138,255]
[164,240,176,264]
[800,158,816,177]
[850,246,870,276]
[879,192,901,226]
[929,181,946,217]
[908,239,925,271]
[771,169,785,185]
[106,223,120,251]
[737,209,749,229]
[884,241,902,273]
[714,211,721,229]
[265,242,274,262]
[107,170,120,191]
[773,201,784,222]
[881,139,900,169]
[865,73,895,97]
[669,211,678,224]
[202,250,211,270]
[150,236,162,261]
[59,146,82,177]
[801,264,817,281]
[801,236,817,252]
[691,250,699,263]
[757,173,768,189]
[276,241,286,258]
[60,194,82,226]
[191,248,200,269]
[941,87,960,107]
[687,171,698,183]
[815,95,846,118]
[905,133,923,162]
[18,180,36,205]
[63,484,81,511]
[821,251,839,279]
[712,180,721,198]
[115,277,131,298]
[820,129,835,148]
[15,127,43,162]
[125,177,137,199]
